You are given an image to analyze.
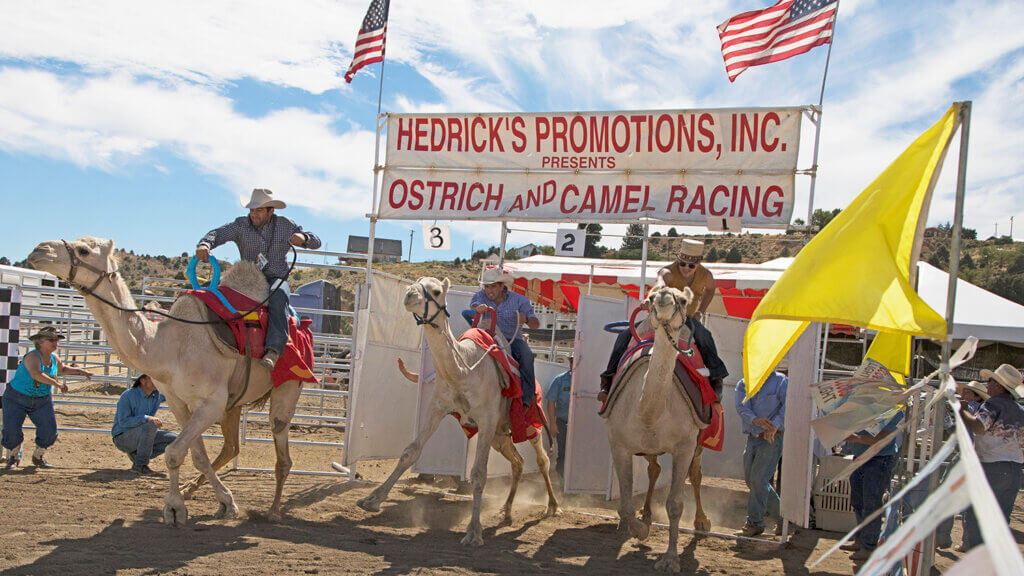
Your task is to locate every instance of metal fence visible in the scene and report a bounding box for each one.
[5,248,366,477]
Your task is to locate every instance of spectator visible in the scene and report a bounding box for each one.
[734,365,788,537]
[2,326,91,469]
[111,374,177,476]
[841,410,906,561]
[959,364,1024,551]
[543,356,573,482]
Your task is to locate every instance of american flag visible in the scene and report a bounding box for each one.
[717,0,838,82]
[344,0,390,83]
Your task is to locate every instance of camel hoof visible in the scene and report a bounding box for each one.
[630,519,650,541]
[215,501,239,519]
[163,502,188,527]
[654,554,680,573]
[356,495,381,513]
[694,516,712,533]
[181,481,201,499]
[460,532,484,547]
[545,504,561,518]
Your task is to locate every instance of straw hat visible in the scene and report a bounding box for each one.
[980,364,1024,399]
[480,267,515,287]
[243,188,286,210]
[28,326,64,342]
[677,239,704,263]
[958,381,990,401]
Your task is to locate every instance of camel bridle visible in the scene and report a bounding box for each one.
[413,283,450,328]
[61,239,119,296]
[650,291,695,358]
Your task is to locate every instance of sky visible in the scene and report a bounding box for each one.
[1,0,1022,265]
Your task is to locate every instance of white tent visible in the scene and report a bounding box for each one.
[916,262,1024,344]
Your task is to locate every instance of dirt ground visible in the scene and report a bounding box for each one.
[1,402,1021,575]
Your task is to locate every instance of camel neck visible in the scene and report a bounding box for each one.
[421,318,467,383]
[638,327,678,427]
[83,276,162,378]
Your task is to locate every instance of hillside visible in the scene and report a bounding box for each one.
[8,234,1022,311]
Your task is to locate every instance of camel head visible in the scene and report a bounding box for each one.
[645,285,692,334]
[405,276,451,328]
[28,237,119,291]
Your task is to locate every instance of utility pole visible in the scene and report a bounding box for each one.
[1011,216,1015,238]
[408,229,413,262]
[995,222,999,237]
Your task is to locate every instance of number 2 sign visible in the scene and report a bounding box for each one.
[555,228,585,257]
[422,224,451,250]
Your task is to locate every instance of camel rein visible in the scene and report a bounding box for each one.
[61,241,297,326]
[654,295,694,358]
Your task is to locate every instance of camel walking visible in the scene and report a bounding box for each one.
[356,277,559,546]
[28,237,304,525]
[604,286,709,573]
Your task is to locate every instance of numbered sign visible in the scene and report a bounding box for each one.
[706,216,743,233]
[422,224,451,250]
[555,228,586,257]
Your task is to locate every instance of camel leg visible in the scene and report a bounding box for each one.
[268,382,302,521]
[162,394,234,526]
[611,445,649,541]
[654,446,697,573]
[187,434,238,519]
[490,433,524,526]
[528,433,560,517]
[642,455,661,526]
[356,399,447,513]
[688,446,711,533]
[462,412,498,547]
[183,406,241,499]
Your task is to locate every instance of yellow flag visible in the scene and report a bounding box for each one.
[743,105,959,399]
[865,331,911,385]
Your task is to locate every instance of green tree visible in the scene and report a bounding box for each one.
[705,247,720,262]
[538,245,555,256]
[0,256,9,266]
[812,208,842,230]
[962,227,978,240]
[622,223,645,250]
[578,223,607,257]
[725,247,742,263]
[960,252,975,269]
[667,227,679,237]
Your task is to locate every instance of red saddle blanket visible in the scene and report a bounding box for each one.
[183,287,318,388]
[600,331,724,451]
[453,328,546,443]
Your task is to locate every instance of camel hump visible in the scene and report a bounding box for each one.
[218,261,270,303]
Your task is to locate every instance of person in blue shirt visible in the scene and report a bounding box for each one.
[841,409,906,561]
[734,367,788,537]
[543,356,573,482]
[469,268,540,407]
[111,374,177,476]
[3,326,91,469]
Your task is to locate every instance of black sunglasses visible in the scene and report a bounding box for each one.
[676,260,697,269]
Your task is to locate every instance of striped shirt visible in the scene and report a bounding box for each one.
[199,215,321,280]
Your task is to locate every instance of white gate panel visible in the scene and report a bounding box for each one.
[699,314,748,480]
[781,324,818,527]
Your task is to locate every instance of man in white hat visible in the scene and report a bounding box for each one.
[959,363,1024,551]
[598,238,728,401]
[469,268,540,407]
[196,188,321,369]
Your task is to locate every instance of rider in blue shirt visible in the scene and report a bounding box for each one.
[469,269,539,407]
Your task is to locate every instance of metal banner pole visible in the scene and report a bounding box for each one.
[805,1,840,228]
[639,223,650,299]
[499,222,508,267]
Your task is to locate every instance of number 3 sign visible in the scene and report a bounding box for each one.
[422,224,451,250]
[555,228,585,257]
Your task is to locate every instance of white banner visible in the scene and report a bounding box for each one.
[380,107,804,227]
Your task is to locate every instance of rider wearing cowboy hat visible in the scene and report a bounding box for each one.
[959,363,1024,551]
[196,188,321,370]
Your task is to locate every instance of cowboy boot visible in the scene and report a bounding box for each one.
[597,373,613,403]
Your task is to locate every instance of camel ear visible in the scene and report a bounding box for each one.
[98,238,115,256]
[442,278,451,292]
[681,286,694,303]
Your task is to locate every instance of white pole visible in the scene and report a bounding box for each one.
[639,223,650,299]
[805,1,840,229]
[499,222,508,267]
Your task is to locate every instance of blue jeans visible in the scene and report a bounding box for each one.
[509,337,535,404]
[602,316,728,387]
[555,418,568,480]
[743,433,783,528]
[962,460,1023,551]
[2,387,58,450]
[849,454,897,550]
[112,421,177,467]
[266,280,290,355]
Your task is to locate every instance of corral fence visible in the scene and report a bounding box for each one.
[0,248,366,477]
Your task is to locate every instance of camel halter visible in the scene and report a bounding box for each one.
[413,283,450,328]
[651,293,694,358]
[62,240,119,296]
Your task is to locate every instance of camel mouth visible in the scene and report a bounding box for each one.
[26,244,58,268]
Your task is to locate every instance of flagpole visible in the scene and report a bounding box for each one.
[805,1,840,230]
[365,41,388,287]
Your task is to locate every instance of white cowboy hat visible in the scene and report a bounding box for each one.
[958,381,990,401]
[980,364,1024,399]
[243,188,286,210]
[480,267,515,287]
[677,239,704,262]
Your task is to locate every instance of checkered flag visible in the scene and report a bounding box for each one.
[0,286,22,391]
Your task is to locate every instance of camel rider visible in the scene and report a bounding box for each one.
[196,188,321,370]
[598,238,728,403]
[470,268,540,408]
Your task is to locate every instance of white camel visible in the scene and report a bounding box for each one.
[604,286,710,573]
[28,237,304,525]
[356,277,559,546]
